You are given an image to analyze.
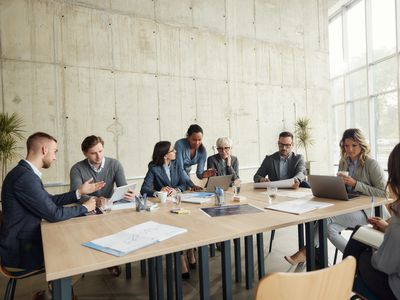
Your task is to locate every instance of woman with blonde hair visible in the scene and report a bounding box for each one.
[343,143,400,300]
[285,128,386,265]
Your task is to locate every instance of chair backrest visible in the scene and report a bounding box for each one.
[254,256,356,300]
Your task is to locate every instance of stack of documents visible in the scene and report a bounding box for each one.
[83,221,187,256]
[265,200,333,215]
[180,192,215,204]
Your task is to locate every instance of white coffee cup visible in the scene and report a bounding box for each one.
[157,191,168,203]
[337,171,349,177]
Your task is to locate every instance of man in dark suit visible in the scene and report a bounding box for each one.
[0,132,105,271]
[253,131,306,188]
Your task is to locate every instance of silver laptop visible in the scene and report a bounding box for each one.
[205,175,233,192]
[308,175,359,201]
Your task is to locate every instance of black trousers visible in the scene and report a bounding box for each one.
[343,226,397,300]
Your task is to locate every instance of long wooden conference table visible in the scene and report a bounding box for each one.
[41,183,386,300]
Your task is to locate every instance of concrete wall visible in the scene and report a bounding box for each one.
[0,0,331,191]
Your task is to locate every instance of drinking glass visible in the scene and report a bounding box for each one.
[233,179,241,195]
[174,193,182,208]
[102,197,113,213]
[267,187,278,199]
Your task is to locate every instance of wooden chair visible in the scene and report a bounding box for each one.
[254,256,356,300]
[0,265,45,300]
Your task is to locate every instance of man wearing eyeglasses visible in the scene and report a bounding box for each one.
[253,131,306,189]
[207,137,239,181]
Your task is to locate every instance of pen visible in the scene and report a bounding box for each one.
[370,195,374,217]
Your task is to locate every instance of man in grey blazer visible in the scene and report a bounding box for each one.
[253,131,306,188]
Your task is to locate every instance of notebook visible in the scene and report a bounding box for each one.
[205,175,233,192]
[308,175,359,201]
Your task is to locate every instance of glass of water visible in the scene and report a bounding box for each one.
[267,187,278,199]
[233,179,241,195]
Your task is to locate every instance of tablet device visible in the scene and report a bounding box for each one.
[110,183,137,202]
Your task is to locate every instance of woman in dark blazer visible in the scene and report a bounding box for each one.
[140,141,194,279]
[207,137,239,182]
[140,141,188,197]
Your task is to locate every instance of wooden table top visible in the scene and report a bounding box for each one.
[41,183,386,281]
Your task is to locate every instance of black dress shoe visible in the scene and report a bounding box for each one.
[189,262,197,269]
[182,272,190,280]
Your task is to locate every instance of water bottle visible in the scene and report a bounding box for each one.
[215,186,225,206]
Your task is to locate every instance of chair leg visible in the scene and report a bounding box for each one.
[5,278,17,300]
[268,230,275,253]
[333,248,339,265]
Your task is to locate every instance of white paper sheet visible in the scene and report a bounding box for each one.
[265,200,333,215]
[89,221,187,254]
[254,179,295,189]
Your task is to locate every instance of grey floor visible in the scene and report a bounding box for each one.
[0,225,347,299]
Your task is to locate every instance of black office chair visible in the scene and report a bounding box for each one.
[0,265,45,300]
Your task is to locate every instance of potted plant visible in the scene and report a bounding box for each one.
[0,112,25,183]
[294,117,313,174]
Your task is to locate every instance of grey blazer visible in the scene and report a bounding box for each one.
[207,154,239,181]
[253,151,306,183]
[338,156,386,197]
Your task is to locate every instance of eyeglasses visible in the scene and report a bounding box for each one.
[278,142,292,148]
[217,147,231,151]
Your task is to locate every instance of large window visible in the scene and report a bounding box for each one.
[329,0,400,169]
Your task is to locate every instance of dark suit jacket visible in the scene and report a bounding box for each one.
[0,160,87,270]
[207,154,239,181]
[253,152,306,183]
[140,161,188,196]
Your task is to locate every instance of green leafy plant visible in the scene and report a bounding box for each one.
[295,117,313,162]
[0,112,25,182]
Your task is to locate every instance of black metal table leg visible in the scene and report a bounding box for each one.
[173,252,182,300]
[233,238,242,283]
[141,259,147,277]
[210,244,216,257]
[244,235,254,289]
[52,277,72,300]
[268,230,275,253]
[298,223,305,249]
[156,256,164,300]
[221,240,232,300]
[166,254,174,300]
[125,263,132,279]
[198,245,210,300]
[318,219,328,268]
[148,258,157,300]
[256,233,265,279]
[305,222,316,271]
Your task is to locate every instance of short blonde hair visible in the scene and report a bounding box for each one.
[216,137,233,148]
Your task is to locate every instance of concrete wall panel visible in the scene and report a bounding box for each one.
[2,61,64,180]
[306,51,329,89]
[226,0,255,39]
[157,25,180,76]
[228,38,257,83]
[279,0,304,48]
[196,79,230,151]
[192,0,226,34]
[269,45,282,86]
[111,0,155,19]
[255,42,270,84]
[179,28,196,78]
[194,32,227,80]
[230,83,259,166]
[73,0,111,10]
[114,72,159,176]
[255,0,280,43]
[63,67,116,169]
[0,0,57,62]
[293,48,306,88]
[155,0,192,27]
[281,48,294,87]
